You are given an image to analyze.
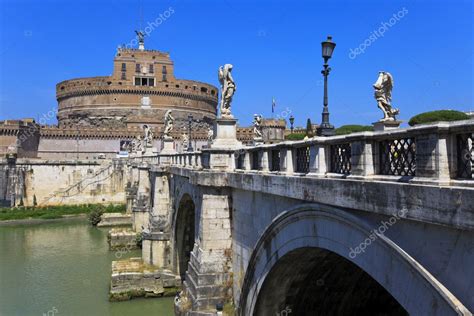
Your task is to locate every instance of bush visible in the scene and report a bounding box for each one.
[88,205,105,226]
[335,125,374,135]
[285,133,306,141]
[135,232,143,248]
[408,110,469,126]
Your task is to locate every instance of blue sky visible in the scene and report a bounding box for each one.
[0,0,472,127]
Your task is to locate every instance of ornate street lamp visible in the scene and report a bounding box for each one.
[289,115,295,133]
[317,35,336,136]
[187,114,194,152]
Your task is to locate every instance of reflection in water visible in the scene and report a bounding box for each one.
[0,218,174,316]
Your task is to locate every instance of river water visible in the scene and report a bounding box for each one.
[0,218,174,316]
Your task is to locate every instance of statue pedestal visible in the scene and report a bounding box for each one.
[253,137,264,146]
[143,147,158,156]
[373,120,402,132]
[160,138,176,154]
[211,118,242,149]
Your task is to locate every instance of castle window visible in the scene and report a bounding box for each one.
[201,87,208,93]
[121,72,126,80]
[135,63,141,73]
[135,77,155,87]
[149,64,154,73]
[211,90,215,95]
[162,74,167,82]
[176,84,180,88]
[121,63,126,71]
[162,66,167,74]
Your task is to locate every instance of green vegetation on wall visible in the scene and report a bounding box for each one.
[408,110,469,126]
[335,125,374,135]
[0,204,125,221]
[285,133,306,140]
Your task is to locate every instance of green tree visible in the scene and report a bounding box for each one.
[306,118,314,137]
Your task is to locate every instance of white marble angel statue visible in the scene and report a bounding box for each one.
[143,124,153,148]
[163,110,174,139]
[373,71,399,121]
[218,64,236,118]
[253,114,263,139]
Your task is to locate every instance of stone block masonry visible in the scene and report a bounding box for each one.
[109,258,180,301]
[0,158,128,207]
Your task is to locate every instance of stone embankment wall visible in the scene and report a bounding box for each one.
[0,158,129,206]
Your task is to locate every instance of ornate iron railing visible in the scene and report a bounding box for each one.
[251,151,260,170]
[457,133,473,179]
[379,138,416,176]
[296,146,310,173]
[330,143,351,174]
[270,149,281,172]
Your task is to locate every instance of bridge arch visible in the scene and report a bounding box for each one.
[173,193,196,280]
[239,204,469,316]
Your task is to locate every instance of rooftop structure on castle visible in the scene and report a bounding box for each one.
[56,39,218,131]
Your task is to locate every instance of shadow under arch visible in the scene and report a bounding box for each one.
[238,204,469,316]
[174,193,196,281]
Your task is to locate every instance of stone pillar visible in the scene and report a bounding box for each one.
[212,118,242,149]
[196,154,202,169]
[261,150,270,172]
[142,171,172,268]
[416,132,454,182]
[244,152,251,170]
[438,132,457,181]
[142,233,170,268]
[350,140,376,177]
[161,138,176,155]
[308,144,329,176]
[280,147,294,175]
[126,164,139,213]
[132,164,151,233]
[182,190,233,311]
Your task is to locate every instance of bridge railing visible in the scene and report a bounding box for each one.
[227,119,474,184]
[128,120,473,184]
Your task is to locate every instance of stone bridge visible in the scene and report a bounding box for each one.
[125,120,474,315]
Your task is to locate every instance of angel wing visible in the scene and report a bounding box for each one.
[218,66,225,85]
[385,72,394,102]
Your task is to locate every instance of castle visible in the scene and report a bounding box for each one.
[0,38,288,159]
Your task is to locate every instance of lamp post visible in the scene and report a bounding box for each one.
[289,115,295,134]
[317,35,336,136]
[187,114,194,152]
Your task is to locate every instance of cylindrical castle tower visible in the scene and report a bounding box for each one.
[56,47,218,132]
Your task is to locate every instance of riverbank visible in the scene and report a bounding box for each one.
[0,218,174,315]
[0,203,125,222]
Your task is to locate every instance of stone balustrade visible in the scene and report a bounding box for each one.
[128,119,474,185]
